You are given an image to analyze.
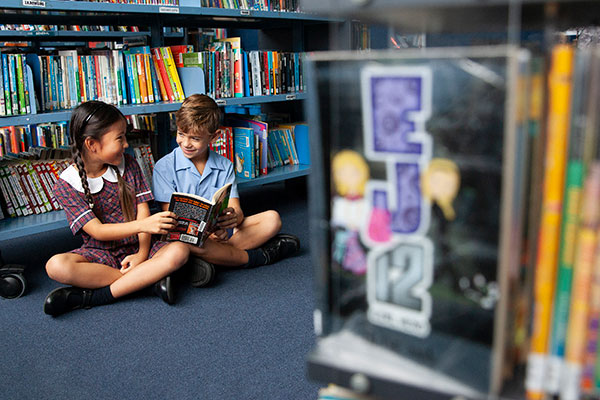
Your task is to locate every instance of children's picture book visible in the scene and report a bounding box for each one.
[162,182,232,247]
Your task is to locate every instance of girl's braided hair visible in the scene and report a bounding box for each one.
[69,101,135,222]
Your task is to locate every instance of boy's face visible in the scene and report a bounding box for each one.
[176,127,215,162]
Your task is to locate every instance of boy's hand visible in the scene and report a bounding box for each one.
[217,207,238,230]
[210,228,229,242]
[140,211,177,234]
[120,252,147,274]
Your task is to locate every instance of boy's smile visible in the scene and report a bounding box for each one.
[176,128,214,162]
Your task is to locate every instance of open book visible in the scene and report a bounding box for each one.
[162,183,232,247]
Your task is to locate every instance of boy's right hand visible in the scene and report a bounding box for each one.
[140,211,177,234]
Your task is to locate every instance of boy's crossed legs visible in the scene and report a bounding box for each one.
[185,210,300,287]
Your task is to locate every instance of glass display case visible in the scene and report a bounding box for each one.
[305,46,530,398]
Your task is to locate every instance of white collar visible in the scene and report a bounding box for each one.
[59,157,126,194]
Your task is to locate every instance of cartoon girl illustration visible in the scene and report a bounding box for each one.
[331,150,370,275]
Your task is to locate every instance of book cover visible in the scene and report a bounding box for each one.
[233,126,254,179]
[229,117,268,176]
[162,183,232,247]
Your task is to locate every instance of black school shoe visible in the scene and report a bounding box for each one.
[153,275,175,305]
[44,286,92,317]
[260,233,300,265]
[186,256,215,288]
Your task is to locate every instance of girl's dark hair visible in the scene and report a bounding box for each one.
[69,100,135,222]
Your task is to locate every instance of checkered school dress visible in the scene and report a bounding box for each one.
[53,154,167,269]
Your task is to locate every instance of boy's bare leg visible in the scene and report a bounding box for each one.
[189,238,249,266]
[227,210,281,250]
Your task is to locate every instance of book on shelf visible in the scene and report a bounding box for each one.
[228,116,268,176]
[233,126,255,179]
[162,183,232,247]
[209,126,234,163]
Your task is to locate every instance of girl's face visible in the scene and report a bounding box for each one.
[96,120,129,166]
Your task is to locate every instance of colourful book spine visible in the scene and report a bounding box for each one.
[152,49,174,102]
[163,47,185,101]
[526,44,574,400]
[8,55,19,115]
[546,49,591,394]
[15,54,26,114]
[151,53,168,102]
[2,54,11,115]
[156,47,177,101]
[222,37,243,97]
[144,53,155,102]
[123,52,136,104]
[560,164,600,400]
[129,54,141,104]
[136,53,148,103]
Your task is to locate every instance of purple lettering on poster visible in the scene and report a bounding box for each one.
[372,162,421,234]
[370,76,422,155]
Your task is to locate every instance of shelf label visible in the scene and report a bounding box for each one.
[22,0,46,7]
[285,94,296,100]
[33,31,51,36]
[240,9,250,16]
[215,99,227,106]
[159,6,179,13]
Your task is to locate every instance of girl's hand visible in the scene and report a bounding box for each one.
[210,228,229,243]
[139,211,177,234]
[120,252,147,274]
[217,207,238,230]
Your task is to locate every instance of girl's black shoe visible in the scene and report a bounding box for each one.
[43,286,92,317]
[153,275,175,305]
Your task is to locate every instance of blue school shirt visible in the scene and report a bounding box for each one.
[153,147,239,203]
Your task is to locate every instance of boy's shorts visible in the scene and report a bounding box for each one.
[70,239,169,270]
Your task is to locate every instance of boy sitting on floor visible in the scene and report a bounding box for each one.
[152,94,300,287]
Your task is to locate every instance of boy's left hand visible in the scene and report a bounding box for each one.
[217,207,238,230]
[120,252,147,274]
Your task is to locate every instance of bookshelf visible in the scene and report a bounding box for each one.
[300,1,600,400]
[0,1,332,241]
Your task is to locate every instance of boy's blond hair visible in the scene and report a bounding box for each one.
[175,94,222,136]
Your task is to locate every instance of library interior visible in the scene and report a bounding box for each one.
[1,1,600,399]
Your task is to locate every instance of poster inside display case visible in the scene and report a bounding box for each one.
[305,46,530,398]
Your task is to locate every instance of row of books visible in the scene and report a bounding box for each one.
[200,0,300,12]
[524,44,600,400]
[0,142,156,220]
[0,122,68,157]
[0,25,141,32]
[213,116,308,180]
[181,43,306,98]
[0,112,161,157]
[0,53,31,117]
[131,144,155,191]
[68,0,178,4]
[0,159,69,219]
[34,45,184,111]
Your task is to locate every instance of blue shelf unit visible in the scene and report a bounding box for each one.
[0,1,324,243]
[0,164,310,241]
[3,0,334,22]
[0,94,307,126]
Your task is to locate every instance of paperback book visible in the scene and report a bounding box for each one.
[162,183,232,247]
